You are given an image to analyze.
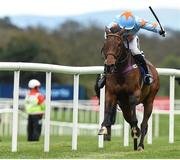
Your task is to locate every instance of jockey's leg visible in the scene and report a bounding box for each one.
[124,36,153,85]
[133,54,153,85]
[97,63,106,89]
[97,73,106,89]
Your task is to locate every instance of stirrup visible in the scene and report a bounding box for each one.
[144,74,153,85]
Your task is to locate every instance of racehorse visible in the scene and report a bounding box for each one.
[97,28,160,151]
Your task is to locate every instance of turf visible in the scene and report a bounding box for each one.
[0,135,180,159]
[0,114,180,159]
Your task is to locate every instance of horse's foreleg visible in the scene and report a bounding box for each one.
[104,126,111,141]
[98,91,117,136]
[138,101,153,151]
[101,105,117,126]
[129,95,138,127]
[104,106,117,141]
[98,105,117,135]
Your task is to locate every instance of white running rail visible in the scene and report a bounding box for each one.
[0,62,179,152]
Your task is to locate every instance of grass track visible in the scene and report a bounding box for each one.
[0,135,180,159]
[0,115,180,158]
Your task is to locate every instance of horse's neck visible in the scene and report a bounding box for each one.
[115,47,137,76]
[127,50,136,65]
[117,47,134,67]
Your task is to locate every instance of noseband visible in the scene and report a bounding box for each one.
[105,33,121,59]
[106,33,121,38]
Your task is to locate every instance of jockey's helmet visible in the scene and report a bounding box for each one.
[118,11,135,30]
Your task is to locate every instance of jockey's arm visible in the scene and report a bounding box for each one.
[137,18,161,33]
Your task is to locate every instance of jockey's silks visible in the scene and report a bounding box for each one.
[107,16,161,40]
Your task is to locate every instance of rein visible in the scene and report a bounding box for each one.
[116,50,129,64]
[106,50,129,65]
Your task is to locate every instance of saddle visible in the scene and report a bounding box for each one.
[117,53,153,85]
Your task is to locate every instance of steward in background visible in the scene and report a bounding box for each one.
[25,79,45,141]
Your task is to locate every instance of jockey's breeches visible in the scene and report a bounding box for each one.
[123,35,142,56]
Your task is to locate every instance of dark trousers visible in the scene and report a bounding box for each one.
[27,114,43,141]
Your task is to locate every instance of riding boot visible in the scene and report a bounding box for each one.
[97,64,106,89]
[97,74,106,89]
[133,54,153,85]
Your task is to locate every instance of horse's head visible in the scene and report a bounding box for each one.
[101,27,126,73]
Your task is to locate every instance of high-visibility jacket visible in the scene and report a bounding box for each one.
[25,89,45,115]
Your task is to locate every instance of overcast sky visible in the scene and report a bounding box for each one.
[0,0,179,16]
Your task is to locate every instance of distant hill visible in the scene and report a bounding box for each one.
[9,9,180,31]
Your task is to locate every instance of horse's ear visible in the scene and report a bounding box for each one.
[118,28,126,36]
[105,26,111,34]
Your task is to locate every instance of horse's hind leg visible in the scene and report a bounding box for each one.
[121,108,141,150]
[138,98,153,151]
[129,95,141,150]
[104,126,111,141]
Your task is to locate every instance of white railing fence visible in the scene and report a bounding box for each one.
[0,62,179,152]
[0,99,123,136]
[0,100,179,135]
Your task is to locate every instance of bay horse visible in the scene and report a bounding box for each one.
[97,28,160,151]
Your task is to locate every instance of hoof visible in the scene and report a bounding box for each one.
[137,146,144,152]
[98,126,107,135]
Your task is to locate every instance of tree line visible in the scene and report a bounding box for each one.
[0,17,180,98]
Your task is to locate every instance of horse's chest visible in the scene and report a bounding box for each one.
[106,79,128,93]
[116,83,128,93]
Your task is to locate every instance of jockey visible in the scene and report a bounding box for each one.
[98,11,165,88]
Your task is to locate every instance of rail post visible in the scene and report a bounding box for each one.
[123,120,129,146]
[12,70,20,152]
[44,72,52,152]
[72,74,79,150]
[169,75,175,143]
[98,84,105,148]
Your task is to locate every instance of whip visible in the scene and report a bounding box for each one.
[149,6,166,36]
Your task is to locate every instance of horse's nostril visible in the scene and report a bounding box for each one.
[107,55,116,65]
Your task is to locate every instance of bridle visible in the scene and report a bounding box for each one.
[105,33,130,73]
[106,33,121,38]
[105,33,129,70]
[105,33,121,60]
